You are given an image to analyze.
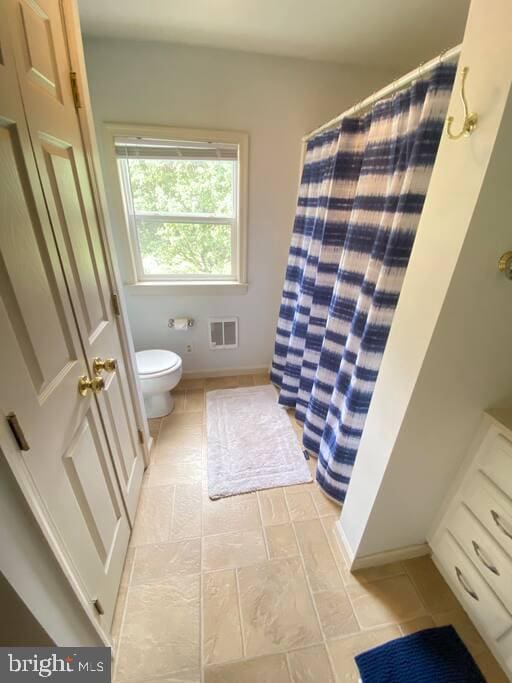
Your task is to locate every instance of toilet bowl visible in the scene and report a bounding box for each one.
[136,349,183,418]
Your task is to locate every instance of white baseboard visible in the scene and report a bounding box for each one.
[182,365,270,379]
[350,543,430,570]
[335,519,356,565]
[335,520,430,570]
[146,436,154,459]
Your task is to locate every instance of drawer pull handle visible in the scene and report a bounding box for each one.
[455,566,479,601]
[472,540,499,576]
[491,509,512,540]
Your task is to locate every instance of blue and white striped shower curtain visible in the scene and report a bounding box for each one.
[272,63,456,505]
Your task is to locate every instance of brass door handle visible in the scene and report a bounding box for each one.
[93,357,117,375]
[498,251,512,280]
[78,375,105,397]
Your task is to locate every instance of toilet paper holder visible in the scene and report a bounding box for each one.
[168,318,195,329]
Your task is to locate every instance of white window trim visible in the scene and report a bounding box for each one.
[105,123,248,293]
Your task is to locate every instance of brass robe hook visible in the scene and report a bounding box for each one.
[447,66,478,140]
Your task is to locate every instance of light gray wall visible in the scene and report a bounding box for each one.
[83,37,395,373]
[0,573,53,646]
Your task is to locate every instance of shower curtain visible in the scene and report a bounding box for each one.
[272,62,457,505]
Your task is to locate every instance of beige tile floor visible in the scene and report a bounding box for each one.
[111,374,508,683]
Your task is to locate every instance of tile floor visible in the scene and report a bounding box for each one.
[111,374,508,683]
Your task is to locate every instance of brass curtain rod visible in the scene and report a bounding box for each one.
[303,44,462,142]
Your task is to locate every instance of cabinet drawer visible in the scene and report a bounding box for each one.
[434,531,512,640]
[479,433,512,499]
[464,471,512,558]
[448,503,512,613]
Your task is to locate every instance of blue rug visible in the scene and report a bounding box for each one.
[355,626,486,682]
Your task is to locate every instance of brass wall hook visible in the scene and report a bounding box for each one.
[447,66,478,140]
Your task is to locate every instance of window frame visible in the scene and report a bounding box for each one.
[107,124,248,292]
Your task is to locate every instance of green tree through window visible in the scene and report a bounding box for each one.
[137,221,231,275]
[124,158,235,276]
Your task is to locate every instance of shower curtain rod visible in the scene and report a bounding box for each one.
[303,44,461,142]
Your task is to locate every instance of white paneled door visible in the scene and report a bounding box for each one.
[8,0,144,521]
[0,0,143,633]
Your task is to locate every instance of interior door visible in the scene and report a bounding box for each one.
[0,3,129,630]
[4,0,144,521]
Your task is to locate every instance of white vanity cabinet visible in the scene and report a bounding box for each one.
[429,408,512,679]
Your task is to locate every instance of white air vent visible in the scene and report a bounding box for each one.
[209,317,238,350]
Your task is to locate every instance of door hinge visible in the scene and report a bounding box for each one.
[6,412,30,451]
[93,598,104,616]
[137,429,145,445]
[111,293,121,316]
[69,71,82,110]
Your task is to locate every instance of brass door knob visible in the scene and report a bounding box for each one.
[93,357,117,374]
[498,251,512,280]
[78,375,105,397]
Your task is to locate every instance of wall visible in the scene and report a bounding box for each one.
[0,453,102,646]
[83,37,395,374]
[0,573,53,646]
[339,0,512,560]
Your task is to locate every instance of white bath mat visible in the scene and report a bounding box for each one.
[206,384,312,499]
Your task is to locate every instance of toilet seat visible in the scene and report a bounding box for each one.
[136,349,180,378]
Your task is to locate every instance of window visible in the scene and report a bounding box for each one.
[113,126,247,288]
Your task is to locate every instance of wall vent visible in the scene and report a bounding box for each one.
[208,317,238,350]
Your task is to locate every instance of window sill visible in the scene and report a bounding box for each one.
[124,281,248,296]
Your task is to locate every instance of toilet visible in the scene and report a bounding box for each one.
[135,349,183,418]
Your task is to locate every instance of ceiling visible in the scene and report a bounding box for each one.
[77,0,470,70]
